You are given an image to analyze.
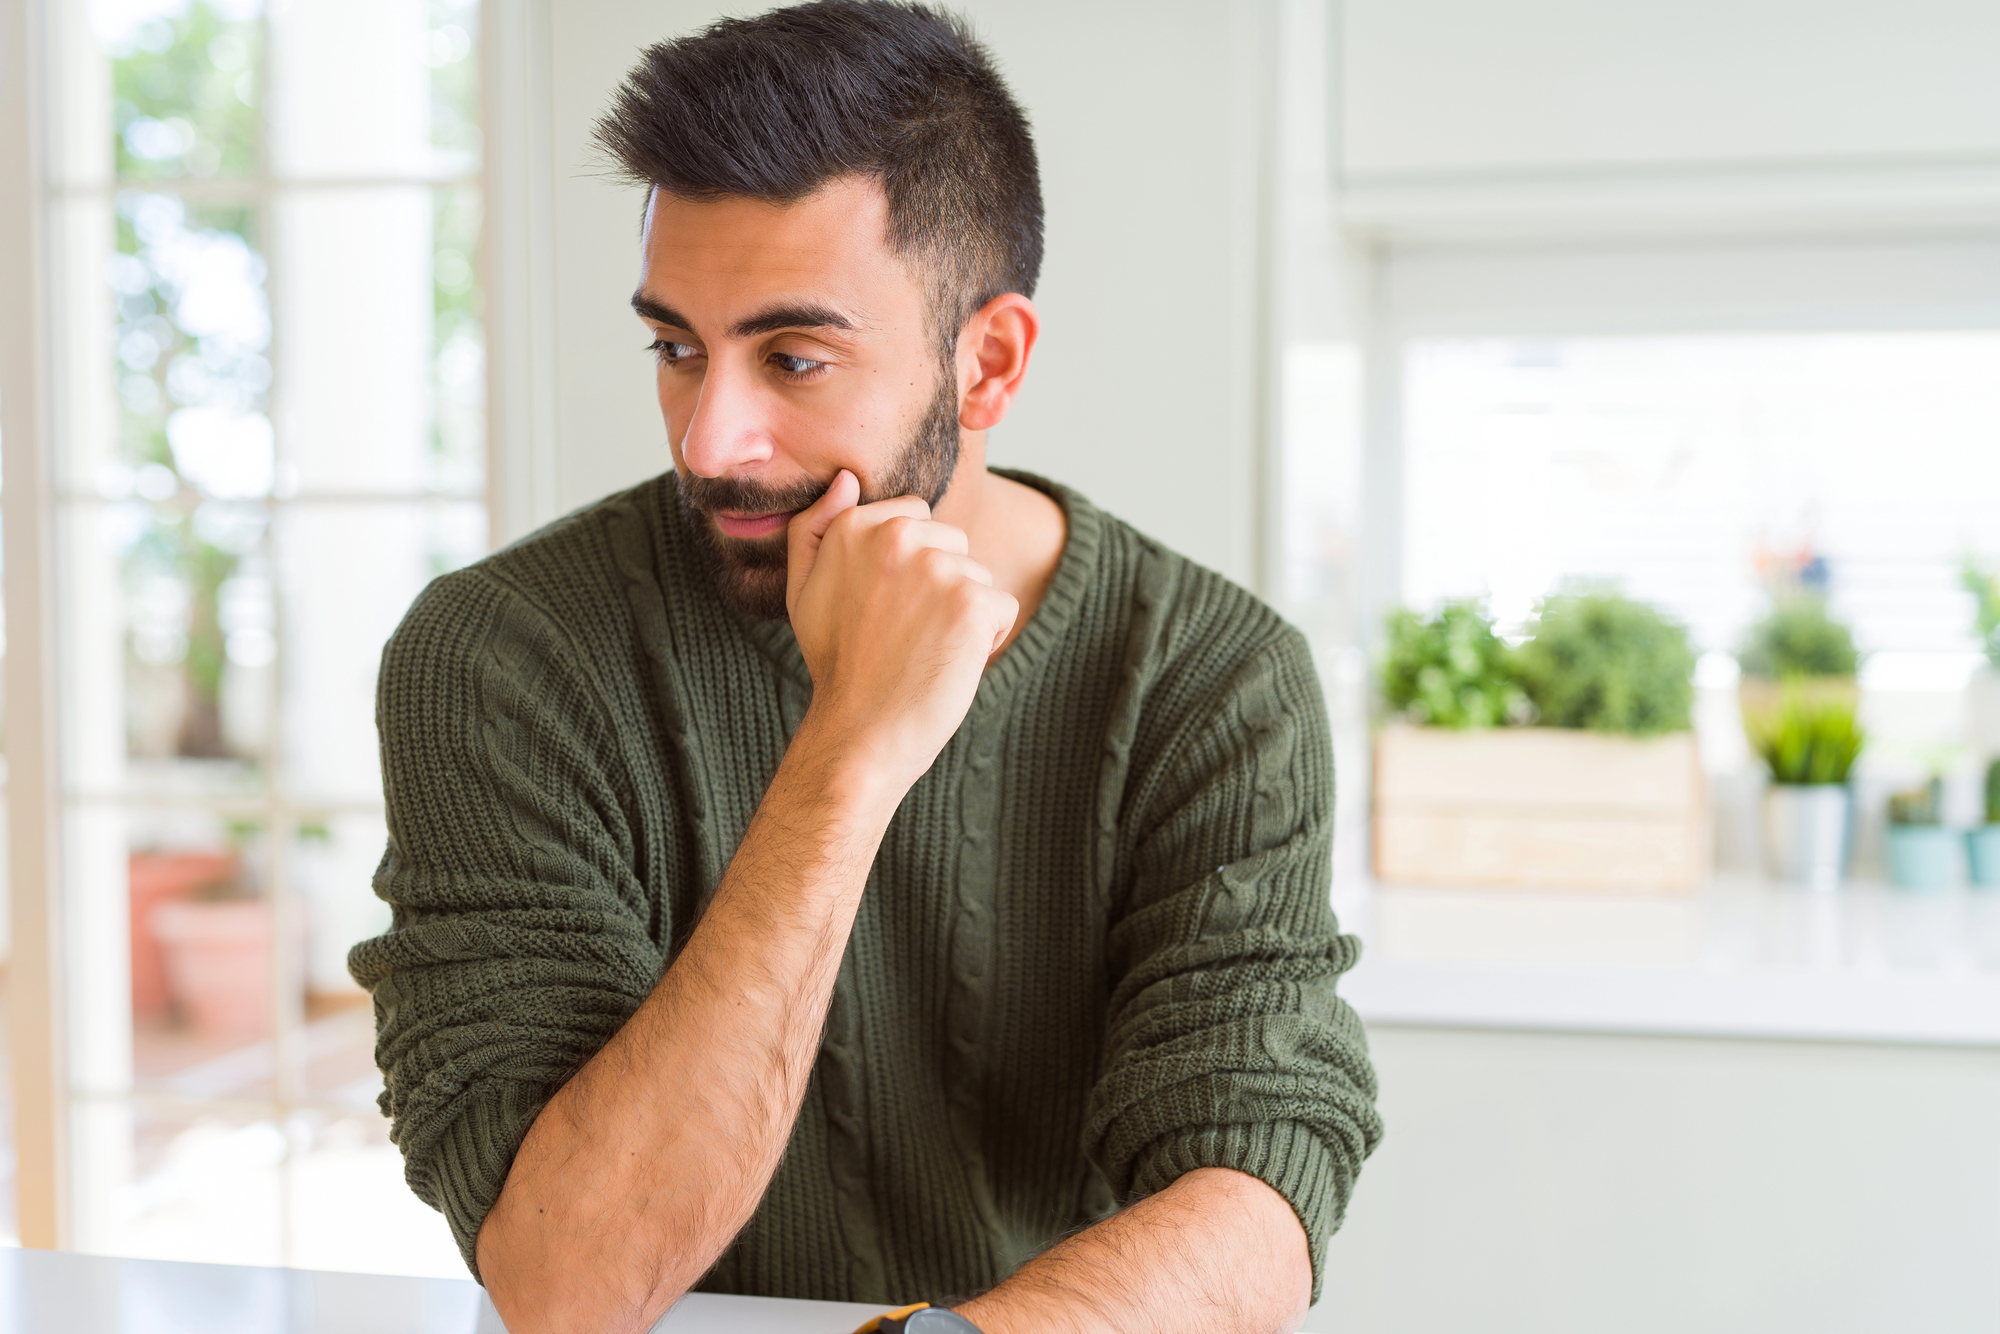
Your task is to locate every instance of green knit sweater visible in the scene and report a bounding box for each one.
[350,469,1380,1304]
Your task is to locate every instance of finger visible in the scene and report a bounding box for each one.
[983,589,1021,655]
[787,470,861,610]
[920,550,994,586]
[883,518,969,559]
[841,494,932,528]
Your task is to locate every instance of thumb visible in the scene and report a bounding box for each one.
[786,469,861,614]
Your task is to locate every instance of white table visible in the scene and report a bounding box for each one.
[0,1247,883,1333]
[0,1248,1341,1332]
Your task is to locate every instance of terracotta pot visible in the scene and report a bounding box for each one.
[150,899,271,1039]
[128,851,239,1020]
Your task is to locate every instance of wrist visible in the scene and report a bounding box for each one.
[782,711,915,827]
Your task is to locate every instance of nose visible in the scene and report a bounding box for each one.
[677,358,776,479]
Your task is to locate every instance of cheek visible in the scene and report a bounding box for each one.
[782,373,922,467]
[655,366,700,451]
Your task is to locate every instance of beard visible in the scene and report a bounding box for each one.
[676,364,962,621]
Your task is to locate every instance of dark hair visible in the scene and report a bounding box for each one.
[594,0,1043,357]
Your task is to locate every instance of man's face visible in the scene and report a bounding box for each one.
[633,176,961,620]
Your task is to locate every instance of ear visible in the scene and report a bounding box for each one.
[956,293,1039,432]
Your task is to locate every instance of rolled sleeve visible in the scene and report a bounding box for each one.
[348,569,663,1279]
[1082,627,1382,1301]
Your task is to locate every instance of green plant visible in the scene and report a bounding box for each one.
[1964,558,2000,670]
[1737,596,1860,679]
[1887,779,1943,827]
[1984,758,2000,826]
[1514,589,1695,736]
[1745,687,1866,785]
[1379,599,1527,729]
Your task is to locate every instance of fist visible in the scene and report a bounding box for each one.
[784,472,1018,789]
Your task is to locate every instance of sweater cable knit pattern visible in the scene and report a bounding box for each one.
[351,469,1381,1304]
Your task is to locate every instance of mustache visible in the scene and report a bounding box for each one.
[677,472,832,524]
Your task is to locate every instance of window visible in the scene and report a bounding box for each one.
[29,0,485,1274]
[1399,329,2000,795]
[1403,332,2000,665]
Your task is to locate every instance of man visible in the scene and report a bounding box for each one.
[351,4,1380,1332]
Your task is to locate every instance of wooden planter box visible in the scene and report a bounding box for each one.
[1372,723,1710,892]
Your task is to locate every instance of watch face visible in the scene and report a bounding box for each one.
[903,1309,982,1334]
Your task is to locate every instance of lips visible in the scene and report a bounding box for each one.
[713,510,792,540]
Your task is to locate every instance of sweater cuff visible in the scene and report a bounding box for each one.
[409,1081,549,1283]
[1128,1118,1339,1305]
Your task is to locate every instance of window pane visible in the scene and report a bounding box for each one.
[431,186,486,494]
[104,0,263,183]
[428,0,483,174]
[110,192,273,496]
[126,811,282,1101]
[287,1110,464,1278]
[268,0,432,178]
[277,502,485,801]
[80,1102,284,1265]
[274,188,483,495]
[1403,333,2000,658]
[299,814,391,1109]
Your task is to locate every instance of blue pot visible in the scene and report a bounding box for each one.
[1969,826,2000,888]
[1886,826,1959,890]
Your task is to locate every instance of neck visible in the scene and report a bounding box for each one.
[931,430,1068,660]
[930,429,990,529]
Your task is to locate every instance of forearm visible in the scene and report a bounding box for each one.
[478,725,902,1334]
[954,1169,1313,1334]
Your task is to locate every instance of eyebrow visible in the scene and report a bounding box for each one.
[630,291,859,338]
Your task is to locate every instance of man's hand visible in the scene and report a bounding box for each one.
[786,470,1018,786]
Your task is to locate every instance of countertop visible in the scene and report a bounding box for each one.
[1336,872,2000,1045]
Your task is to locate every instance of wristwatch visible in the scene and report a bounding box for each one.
[853,1302,985,1333]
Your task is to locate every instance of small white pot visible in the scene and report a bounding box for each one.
[1763,784,1851,890]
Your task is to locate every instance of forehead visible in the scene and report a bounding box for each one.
[635,176,913,327]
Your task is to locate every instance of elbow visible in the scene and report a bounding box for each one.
[477,1200,688,1334]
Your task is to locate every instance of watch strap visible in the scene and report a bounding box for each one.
[853,1302,985,1333]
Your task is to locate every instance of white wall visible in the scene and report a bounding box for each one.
[526,0,1274,587]
[1335,0,2000,243]
[1322,1026,2000,1334]
[1339,0,2000,177]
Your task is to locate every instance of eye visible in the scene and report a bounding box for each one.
[768,352,828,379]
[648,338,701,366]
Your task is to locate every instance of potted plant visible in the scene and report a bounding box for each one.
[1965,558,2000,757]
[1379,598,1527,729]
[128,848,239,1021]
[1736,595,1859,728]
[1967,759,2000,889]
[1513,589,1697,738]
[150,825,273,1040]
[1744,686,1865,889]
[1885,779,1959,890]
[1374,590,1708,892]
